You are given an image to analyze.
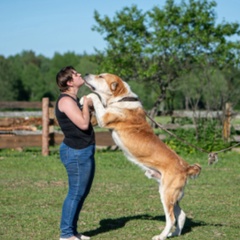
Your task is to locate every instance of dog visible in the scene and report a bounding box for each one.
[83,73,201,240]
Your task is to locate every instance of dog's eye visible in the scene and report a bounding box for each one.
[99,75,103,78]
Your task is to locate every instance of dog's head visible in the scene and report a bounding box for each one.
[84,73,138,105]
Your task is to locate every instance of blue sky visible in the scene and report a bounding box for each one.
[0,0,239,58]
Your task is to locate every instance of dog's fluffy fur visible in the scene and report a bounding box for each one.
[83,73,201,240]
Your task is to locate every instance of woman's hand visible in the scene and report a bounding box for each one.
[85,96,93,107]
[82,96,94,111]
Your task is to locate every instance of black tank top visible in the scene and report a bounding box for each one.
[55,94,95,149]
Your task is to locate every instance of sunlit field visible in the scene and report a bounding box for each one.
[1,148,240,239]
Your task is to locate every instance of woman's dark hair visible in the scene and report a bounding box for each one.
[56,66,75,92]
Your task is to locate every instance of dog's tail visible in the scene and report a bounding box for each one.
[187,163,201,179]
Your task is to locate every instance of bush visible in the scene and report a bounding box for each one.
[164,119,232,155]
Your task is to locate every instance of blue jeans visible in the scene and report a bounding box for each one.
[59,142,95,238]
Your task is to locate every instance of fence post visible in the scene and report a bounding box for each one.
[223,102,231,142]
[49,102,55,146]
[42,97,49,156]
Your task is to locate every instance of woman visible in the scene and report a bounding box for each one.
[55,66,95,240]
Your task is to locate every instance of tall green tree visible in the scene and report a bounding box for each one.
[92,0,240,115]
[0,56,18,101]
[0,51,100,102]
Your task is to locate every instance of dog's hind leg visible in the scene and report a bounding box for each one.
[167,201,186,237]
[152,178,186,240]
[152,185,176,240]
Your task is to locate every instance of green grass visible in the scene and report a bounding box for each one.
[0,148,240,240]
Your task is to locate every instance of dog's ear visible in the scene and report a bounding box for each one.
[110,82,118,91]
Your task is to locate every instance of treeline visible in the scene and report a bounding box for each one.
[1,49,240,112]
[0,51,99,103]
[1,0,240,113]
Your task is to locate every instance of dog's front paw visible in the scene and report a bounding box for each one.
[80,93,100,106]
[86,93,100,102]
[79,97,84,105]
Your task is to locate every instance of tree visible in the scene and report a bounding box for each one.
[0,56,18,101]
[0,51,100,102]
[92,0,240,116]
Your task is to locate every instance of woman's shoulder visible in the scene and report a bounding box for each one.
[58,94,77,103]
[58,94,78,113]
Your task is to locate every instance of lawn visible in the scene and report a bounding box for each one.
[0,147,240,240]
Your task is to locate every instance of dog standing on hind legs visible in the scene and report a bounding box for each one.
[82,73,202,240]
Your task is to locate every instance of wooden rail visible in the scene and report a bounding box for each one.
[0,98,55,155]
[0,101,43,109]
[0,99,115,154]
[0,131,114,150]
[0,100,237,153]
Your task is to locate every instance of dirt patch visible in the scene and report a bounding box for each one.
[0,117,43,127]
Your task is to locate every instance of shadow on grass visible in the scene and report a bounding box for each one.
[83,214,212,237]
[182,217,209,234]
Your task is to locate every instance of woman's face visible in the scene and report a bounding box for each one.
[71,70,85,88]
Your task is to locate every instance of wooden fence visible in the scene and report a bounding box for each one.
[0,98,56,155]
[0,99,238,155]
[0,98,115,155]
